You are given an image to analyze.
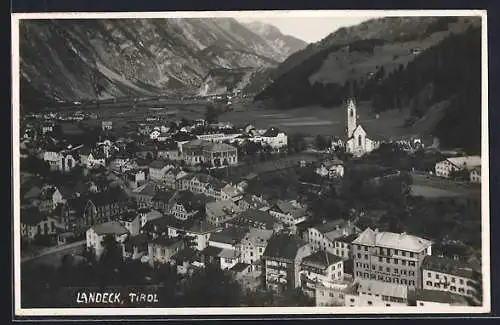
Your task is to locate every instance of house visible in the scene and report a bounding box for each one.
[315,281,351,307]
[239,228,274,272]
[410,289,469,307]
[139,209,163,228]
[250,127,288,150]
[167,190,212,221]
[300,250,344,298]
[126,169,147,189]
[268,200,308,233]
[123,233,149,260]
[149,129,161,140]
[227,209,282,232]
[263,234,312,292]
[352,228,433,288]
[37,185,65,212]
[132,183,158,209]
[176,173,228,200]
[147,237,185,267]
[208,228,246,270]
[332,233,359,260]
[82,188,128,226]
[118,210,141,236]
[21,206,60,241]
[315,158,344,179]
[43,150,79,173]
[151,189,176,213]
[307,219,360,254]
[345,279,408,307]
[344,98,381,157]
[235,193,269,211]
[469,166,481,183]
[168,219,220,251]
[162,168,187,189]
[157,142,181,161]
[148,160,173,181]
[205,200,239,227]
[101,120,113,131]
[86,221,129,259]
[435,156,481,178]
[421,255,479,299]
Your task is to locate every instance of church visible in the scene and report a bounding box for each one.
[344,98,380,157]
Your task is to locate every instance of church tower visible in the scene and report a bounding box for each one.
[347,98,357,138]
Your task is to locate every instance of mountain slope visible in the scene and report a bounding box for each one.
[19,18,301,106]
[242,21,308,61]
[255,16,480,109]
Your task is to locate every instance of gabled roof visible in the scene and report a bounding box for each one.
[149,160,170,170]
[152,190,176,203]
[301,251,342,269]
[202,245,223,257]
[119,210,138,222]
[148,236,184,247]
[209,228,247,245]
[263,234,306,261]
[237,209,278,229]
[241,228,274,247]
[421,255,477,278]
[230,262,250,273]
[133,183,157,197]
[92,221,128,236]
[169,190,213,212]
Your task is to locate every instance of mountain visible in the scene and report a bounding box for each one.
[242,21,308,61]
[19,18,304,106]
[256,16,481,108]
[255,16,482,153]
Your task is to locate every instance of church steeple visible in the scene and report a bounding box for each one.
[347,97,357,138]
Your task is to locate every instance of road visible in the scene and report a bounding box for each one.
[21,241,86,269]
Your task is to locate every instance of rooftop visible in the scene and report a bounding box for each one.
[209,228,247,245]
[357,279,408,299]
[133,183,157,197]
[352,228,432,252]
[301,250,342,269]
[92,221,129,236]
[421,255,478,279]
[230,262,250,273]
[263,234,307,261]
[242,228,274,246]
[445,156,481,170]
[149,160,170,170]
[410,289,469,305]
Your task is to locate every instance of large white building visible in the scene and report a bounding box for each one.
[345,98,380,157]
[345,279,409,307]
[434,156,481,178]
[352,228,433,289]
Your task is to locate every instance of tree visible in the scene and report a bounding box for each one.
[314,135,330,151]
[204,103,220,124]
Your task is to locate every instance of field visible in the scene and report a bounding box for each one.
[68,98,413,138]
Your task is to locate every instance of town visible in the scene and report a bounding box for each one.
[19,96,482,308]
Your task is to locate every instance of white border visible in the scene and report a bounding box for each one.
[11,9,490,317]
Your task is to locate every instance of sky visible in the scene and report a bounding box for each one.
[237,17,380,43]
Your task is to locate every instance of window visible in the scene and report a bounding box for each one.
[364,246,368,251]
[409,252,414,258]
[357,253,361,258]
[451,277,456,283]
[367,301,373,306]
[419,302,424,306]
[409,280,415,286]
[358,135,362,146]
[450,286,456,291]
[379,257,383,262]
[427,272,432,277]
[394,259,398,265]
[409,271,415,276]
[459,279,464,285]
[459,288,465,293]
[435,274,440,279]
[379,266,383,271]
[434,283,440,288]
[364,254,368,260]
[386,258,390,263]
[350,298,355,303]
[386,267,390,272]
[393,268,398,274]
[402,260,407,266]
